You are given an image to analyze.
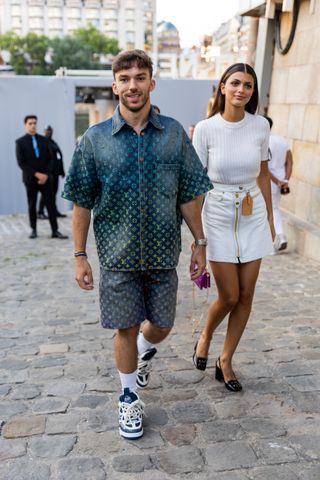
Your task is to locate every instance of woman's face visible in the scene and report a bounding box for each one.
[220,71,255,109]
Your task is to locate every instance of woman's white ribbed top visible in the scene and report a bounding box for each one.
[192,112,270,185]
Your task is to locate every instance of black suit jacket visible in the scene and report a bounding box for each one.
[16,133,53,184]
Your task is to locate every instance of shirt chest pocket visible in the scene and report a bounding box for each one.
[156,163,180,198]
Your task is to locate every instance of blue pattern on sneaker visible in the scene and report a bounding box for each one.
[118,388,144,439]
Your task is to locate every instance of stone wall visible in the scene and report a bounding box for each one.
[268,0,320,262]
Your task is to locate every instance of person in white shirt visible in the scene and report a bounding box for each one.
[192,63,275,392]
[264,116,293,251]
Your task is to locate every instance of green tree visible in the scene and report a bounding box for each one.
[48,36,96,73]
[73,25,120,56]
[0,31,49,74]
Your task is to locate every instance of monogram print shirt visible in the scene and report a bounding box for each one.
[62,106,212,271]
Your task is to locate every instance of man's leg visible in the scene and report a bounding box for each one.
[40,181,58,233]
[100,269,145,438]
[136,269,178,389]
[25,182,38,236]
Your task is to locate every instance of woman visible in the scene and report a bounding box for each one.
[192,63,275,392]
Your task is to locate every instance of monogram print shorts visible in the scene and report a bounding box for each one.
[99,268,178,329]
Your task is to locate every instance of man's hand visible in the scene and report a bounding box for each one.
[190,245,206,280]
[35,172,48,185]
[75,257,94,290]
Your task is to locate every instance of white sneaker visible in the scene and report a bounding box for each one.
[274,234,287,251]
[118,388,145,439]
[136,347,157,389]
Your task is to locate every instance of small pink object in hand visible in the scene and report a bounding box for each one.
[193,270,211,289]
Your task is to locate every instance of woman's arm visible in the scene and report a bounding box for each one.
[257,160,276,241]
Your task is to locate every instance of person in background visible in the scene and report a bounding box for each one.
[188,124,195,141]
[264,116,293,251]
[62,49,212,439]
[38,125,66,219]
[206,85,217,118]
[15,115,68,240]
[192,63,275,392]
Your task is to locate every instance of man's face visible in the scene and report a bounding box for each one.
[112,65,155,113]
[25,118,37,136]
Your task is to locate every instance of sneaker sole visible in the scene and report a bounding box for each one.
[119,427,143,439]
[278,242,287,251]
[136,379,148,389]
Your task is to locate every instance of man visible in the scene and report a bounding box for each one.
[62,50,212,439]
[38,125,66,219]
[16,115,68,239]
[265,116,293,251]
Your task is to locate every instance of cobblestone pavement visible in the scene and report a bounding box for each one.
[0,213,320,480]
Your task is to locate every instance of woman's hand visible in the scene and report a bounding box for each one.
[268,216,276,242]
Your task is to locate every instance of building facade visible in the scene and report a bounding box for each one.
[240,0,320,262]
[0,0,156,52]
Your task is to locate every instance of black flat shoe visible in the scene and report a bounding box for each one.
[51,230,68,239]
[193,341,207,371]
[215,357,242,392]
[29,229,37,239]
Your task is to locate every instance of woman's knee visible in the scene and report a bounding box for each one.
[219,294,239,311]
[239,290,254,307]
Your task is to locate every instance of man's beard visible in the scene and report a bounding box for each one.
[121,92,149,112]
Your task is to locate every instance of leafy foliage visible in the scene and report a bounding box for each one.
[0,25,120,75]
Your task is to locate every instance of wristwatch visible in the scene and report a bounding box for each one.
[195,238,208,246]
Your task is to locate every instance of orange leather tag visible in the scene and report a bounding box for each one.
[242,192,253,216]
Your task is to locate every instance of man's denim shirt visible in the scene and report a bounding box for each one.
[62,106,212,271]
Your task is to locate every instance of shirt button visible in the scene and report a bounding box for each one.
[140,131,145,136]
[239,186,243,190]
[139,157,144,162]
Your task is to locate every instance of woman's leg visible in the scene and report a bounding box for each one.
[220,259,261,381]
[196,261,240,358]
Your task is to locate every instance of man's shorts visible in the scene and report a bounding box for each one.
[99,268,178,330]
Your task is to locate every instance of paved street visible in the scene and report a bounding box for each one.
[0,213,320,480]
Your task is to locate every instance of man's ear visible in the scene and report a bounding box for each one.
[150,78,156,92]
[112,81,118,95]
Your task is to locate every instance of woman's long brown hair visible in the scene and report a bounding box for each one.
[207,63,259,118]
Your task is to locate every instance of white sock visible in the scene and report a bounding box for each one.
[118,370,138,393]
[137,332,155,356]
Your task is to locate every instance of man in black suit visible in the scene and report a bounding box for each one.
[38,125,66,219]
[16,115,68,239]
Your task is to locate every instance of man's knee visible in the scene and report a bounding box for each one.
[117,324,140,339]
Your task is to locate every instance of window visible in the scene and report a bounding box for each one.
[126,20,134,31]
[86,8,99,19]
[125,8,134,19]
[29,6,43,16]
[11,17,21,27]
[11,6,21,16]
[104,19,117,30]
[48,18,62,28]
[104,8,117,18]
[68,18,81,28]
[48,7,62,17]
[67,8,81,18]
[29,17,43,28]
[126,31,134,43]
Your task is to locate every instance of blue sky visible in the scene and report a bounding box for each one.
[157,0,240,47]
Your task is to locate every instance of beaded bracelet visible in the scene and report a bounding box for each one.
[74,251,87,258]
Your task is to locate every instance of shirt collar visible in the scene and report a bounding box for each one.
[112,105,164,135]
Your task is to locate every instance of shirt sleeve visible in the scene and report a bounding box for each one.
[178,130,212,204]
[62,132,99,209]
[192,121,209,170]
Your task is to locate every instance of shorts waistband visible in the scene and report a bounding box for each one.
[211,181,257,193]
